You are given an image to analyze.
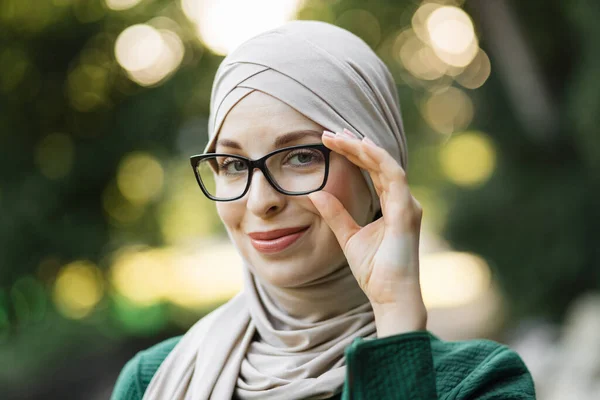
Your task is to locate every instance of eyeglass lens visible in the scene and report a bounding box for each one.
[195,147,326,200]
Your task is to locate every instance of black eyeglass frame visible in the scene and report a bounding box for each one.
[189,143,332,202]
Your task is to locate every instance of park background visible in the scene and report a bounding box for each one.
[1,0,599,399]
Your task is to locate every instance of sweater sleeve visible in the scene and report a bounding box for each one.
[342,330,536,400]
[111,336,183,400]
[111,353,143,400]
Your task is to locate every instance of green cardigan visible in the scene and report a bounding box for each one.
[111,331,535,399]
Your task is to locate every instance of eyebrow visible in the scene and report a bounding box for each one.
[216,130,323,150]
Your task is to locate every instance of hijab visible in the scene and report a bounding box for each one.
[143,20,408,400]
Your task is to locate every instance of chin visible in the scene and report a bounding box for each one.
[245,245,344,289]
[246,250,316,287]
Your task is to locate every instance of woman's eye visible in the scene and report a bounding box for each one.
[220,159,247,174]
[287,151,320,166]
[234,161,247,171]
[291,153,314,164]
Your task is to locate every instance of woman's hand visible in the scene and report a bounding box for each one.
[308,128,427,336]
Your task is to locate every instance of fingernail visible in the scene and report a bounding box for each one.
[363,137,377,146]
[322,130,336,138]
[342,128,358,139]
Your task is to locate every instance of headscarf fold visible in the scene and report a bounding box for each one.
[143,20,408,400]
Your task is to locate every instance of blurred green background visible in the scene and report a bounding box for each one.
[1,0,598,398]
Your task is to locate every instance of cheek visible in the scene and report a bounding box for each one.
[216,202,244,230]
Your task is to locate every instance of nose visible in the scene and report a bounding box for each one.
[245,169,286,218]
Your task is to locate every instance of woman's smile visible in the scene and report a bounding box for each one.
[248,225,311,254]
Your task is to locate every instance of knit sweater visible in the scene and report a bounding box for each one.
[111,330,535,399]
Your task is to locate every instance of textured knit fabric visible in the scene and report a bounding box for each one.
[111,331,536,400]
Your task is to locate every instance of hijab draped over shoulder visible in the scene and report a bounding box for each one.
[143,20,408,400]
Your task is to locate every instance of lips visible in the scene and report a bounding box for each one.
[248,226,309,240]
[248,226,310,253]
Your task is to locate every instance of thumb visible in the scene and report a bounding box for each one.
[308,191,360,249]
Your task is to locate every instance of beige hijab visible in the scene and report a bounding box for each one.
[143,20,408,400]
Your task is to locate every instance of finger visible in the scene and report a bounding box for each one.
[327,145,385,198]
[307,191,360,249]
[324,135,387,195]
[342,129,386,172]
[361,140,407,188]
[323,134,383,177]
[323,130,412,222]
[345,137,415,224]
[352,142,389,195]
[342,134,422,235]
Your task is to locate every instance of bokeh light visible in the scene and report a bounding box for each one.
[111,294,169,334]
[114,24,184,86]
[34,133,75,180]
[181,0,303,55]
[109,243,243,309]
[440,131,497,187]
[104,0,143,11]
[411,2,441,44]
[427,6,478,68]
[110,247,170,307]
[159,161,221,245]
[117,152,164,206]
[396,29,448,81]
[396,3,485,90]
[422,86,474,134]
[166,242,243,309]
[420,251,492,309]
[455,48,492,89]
[66,63,109,111]
[115,25,162,71]
[102,181,145,226]
[53,261,104,319]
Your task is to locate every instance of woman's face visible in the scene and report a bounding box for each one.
[215,91,373,287]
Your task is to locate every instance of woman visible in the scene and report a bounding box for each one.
[112,20,535,400]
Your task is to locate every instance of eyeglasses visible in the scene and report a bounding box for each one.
[190,144,332,202]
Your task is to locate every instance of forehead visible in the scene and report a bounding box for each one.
[216,91,322,154]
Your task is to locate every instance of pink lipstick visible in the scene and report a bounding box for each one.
[248,226,309,254]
